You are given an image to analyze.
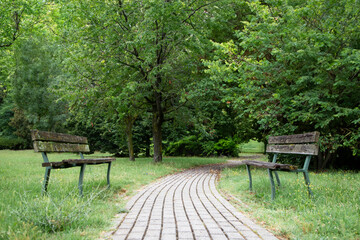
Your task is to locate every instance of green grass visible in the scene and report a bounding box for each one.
[218,162,360,240]
[238,140,265,153]
[0,150,226,239]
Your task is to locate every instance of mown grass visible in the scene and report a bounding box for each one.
[218,161,360,240]
[0,150,226,239]
[238,140,265,153]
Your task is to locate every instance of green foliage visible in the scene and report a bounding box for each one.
[0,136,26,150]
[165,136,202,156]
[165,136,238,157]
[0,0,44,48]
[0,100,16,137]
[67,118,128,156]
[0,97,30,149]
[56,0,243,162]
[207,0,360,168]
[12,34,67,132]
[213,138,238,156]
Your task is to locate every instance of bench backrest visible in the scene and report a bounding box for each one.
[266,131,320,156]
[31,130,90,153]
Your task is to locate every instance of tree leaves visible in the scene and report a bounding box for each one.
[207,0,360,164]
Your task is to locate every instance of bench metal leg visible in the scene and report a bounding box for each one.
[303,171,313,197]
[79,164,86,197]
[42,167,51,195]
[245,165,252,191]
[268,169,276,200]
[274,171,281,186]
[106,162,112,188]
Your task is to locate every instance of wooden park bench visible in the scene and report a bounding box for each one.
[240,132,320,200]
[31,130,116,196]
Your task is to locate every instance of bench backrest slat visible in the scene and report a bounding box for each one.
[266,144,319,155]
[31,130,90,153]
[31,130,88,144]
[33,141,90,153]
[268,131,320,144]
[266,131,320,156]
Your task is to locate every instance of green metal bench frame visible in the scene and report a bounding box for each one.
[242,132,320,200]
[31,130,115,196]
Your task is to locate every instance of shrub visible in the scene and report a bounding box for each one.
[213,138,238,156]
[165,135,203,156]
[166,136,238,157]
[0,137,27,150]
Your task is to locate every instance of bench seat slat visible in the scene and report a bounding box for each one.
[42,158,115,167]
[240,160,298,170]
[266,144,319,155]
[63,158,115,164]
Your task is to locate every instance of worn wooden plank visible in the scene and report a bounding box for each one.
[42,161,68,167]
[33,141,90,153]
[31,129,88,144]
[62,158,115,164]
[266,144,319,155]
[268,131,320,144]
[240,160,298,170]
[42,158,115,167]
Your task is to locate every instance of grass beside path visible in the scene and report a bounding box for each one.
[0,150,226,240]
[219,156,360,240]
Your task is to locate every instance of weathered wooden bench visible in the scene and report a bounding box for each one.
[240,132,320,200]
[31,130,116,196]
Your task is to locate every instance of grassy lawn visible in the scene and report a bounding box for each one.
[218,159,360,240]
[0,150,226,239]
[238,140,265,153]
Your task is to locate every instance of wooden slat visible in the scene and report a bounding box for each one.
[42,161,67,167]
[42,158,115,167]
[33,141,90,153]
[31,130,88,144]
[240,160,298,170]
[62,158,115,164]
[266,144,319,155]
[268,131,320,144]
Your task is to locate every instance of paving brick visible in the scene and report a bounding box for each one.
[108,163,278,240]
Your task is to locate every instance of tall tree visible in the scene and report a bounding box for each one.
[12,34,67,131]
[207,0,360,168]
[58,0,235,162]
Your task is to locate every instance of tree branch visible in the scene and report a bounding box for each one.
[0,10,23,48]
[182,0,219,23]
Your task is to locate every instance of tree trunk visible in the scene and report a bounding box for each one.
[317,149,332,170]
[152,81,164,163]
[125,116,136,161]
[152,111,163,163]
[145,136,151,157]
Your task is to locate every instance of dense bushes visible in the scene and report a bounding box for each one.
[0,137,27,150]
[165,136,238,157]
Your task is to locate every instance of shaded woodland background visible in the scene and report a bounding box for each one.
[1,0,359,169]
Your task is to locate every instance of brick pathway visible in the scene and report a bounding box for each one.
[109,162,278,240]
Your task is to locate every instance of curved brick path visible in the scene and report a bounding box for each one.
[109,162,278,240]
